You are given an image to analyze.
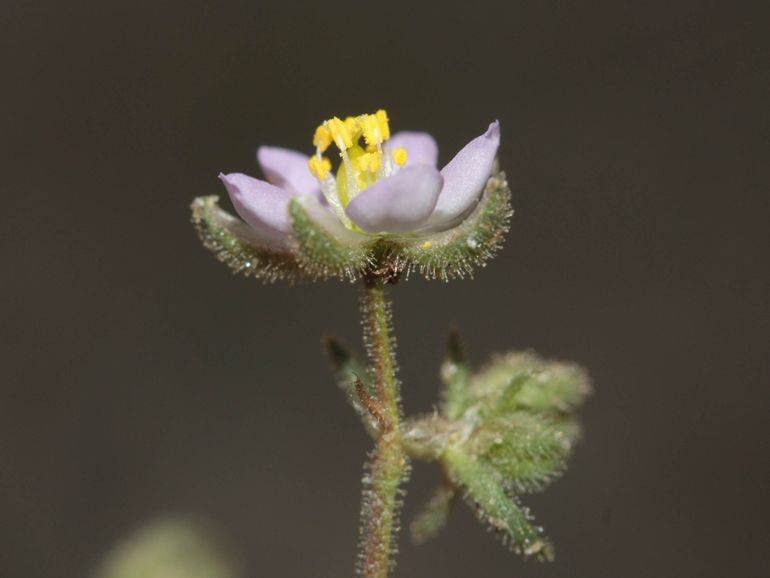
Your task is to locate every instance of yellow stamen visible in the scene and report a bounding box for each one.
[344,116,362,141]
[308,155,332,180]
[308,110,397,211]
[358,152,382,174]
[376,109,390,141]
[392,147,408,166]
[327,117,353,151]
[362,114,383,147]
[313,125,332,153]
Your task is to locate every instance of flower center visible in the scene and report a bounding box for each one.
[307,109,407,227]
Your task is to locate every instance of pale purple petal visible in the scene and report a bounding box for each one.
[219,172,293,247]
[257,146,319,196]
[388,131,439,168]
[346,166,444,233]
[425,121,500,228]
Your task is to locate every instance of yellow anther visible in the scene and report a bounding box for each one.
[308,155,332,180]
[358,152,382,174]
[362,114,383,147]
[344,116,362,141]
[392,147,408,166]
[376,109,390,141]
[327,117,353,150]
[313,125,332,153]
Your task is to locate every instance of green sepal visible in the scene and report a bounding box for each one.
[288,197,373,281]
[323,337,379,435]
[394,171,513,281]
[191,196,304,283]
[445,450,554,561]
[409,478,456,545]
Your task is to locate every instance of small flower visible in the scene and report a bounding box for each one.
[192,110,512,282]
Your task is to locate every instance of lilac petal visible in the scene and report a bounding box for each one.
[219,172,293,248]
[346,166,444,234]
[388,131,439,168]
[257,146,319,196]
[425,121,500,228]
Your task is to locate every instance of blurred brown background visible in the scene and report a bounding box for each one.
[1,1,768,577]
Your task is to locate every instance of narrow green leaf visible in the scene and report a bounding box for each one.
[440,328,472,420]
[470,352,591,418]
[514,359,591,415]
[324,336,375,395]
[481,372,532,419]
[474,413,571,493]
[323,337,378,435]
[446,450,554,561]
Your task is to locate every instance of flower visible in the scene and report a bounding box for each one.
[219,110,500,242]
[192,110,512,282]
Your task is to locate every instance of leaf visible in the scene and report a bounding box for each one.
[514,359,591,415]
[409,478,456,544]
[394,170,513,281]
[446,450,554,561]
[470,352,591,418]
[191,196,304,282]
[473,413,571,493]
[323,337,379,435]
[440,328,472,420]
[480,372,533,418]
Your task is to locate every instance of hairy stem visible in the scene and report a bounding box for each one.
[357,278,408,578]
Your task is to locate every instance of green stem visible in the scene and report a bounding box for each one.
[357,278,408,578]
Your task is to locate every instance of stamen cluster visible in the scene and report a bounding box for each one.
[309,110,407,227]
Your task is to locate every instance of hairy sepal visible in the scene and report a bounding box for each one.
[191,196,304,282]
[395,171,513,281]
[289,197,373,281]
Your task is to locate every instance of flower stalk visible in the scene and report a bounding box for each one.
[356,277,409,578]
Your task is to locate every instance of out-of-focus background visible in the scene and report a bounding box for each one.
[2,1,768,577]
